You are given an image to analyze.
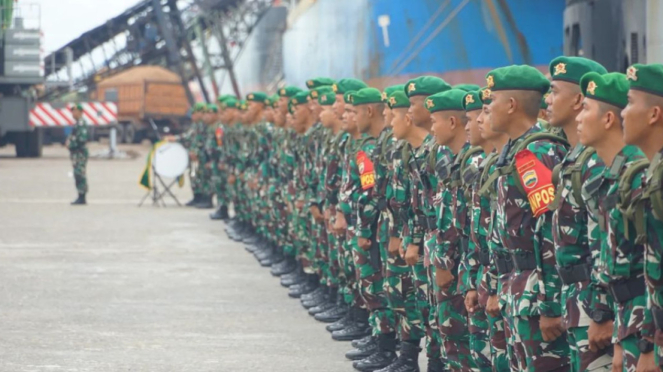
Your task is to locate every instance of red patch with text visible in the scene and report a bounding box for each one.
[356,150,376,190]
[515,149,555,217]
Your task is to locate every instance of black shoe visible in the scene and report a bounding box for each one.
[271,258,296,276]
[316,304,347,323]
[302,293,328,309]
[209,205,225,220]
[260,253,283,267]
[301,286,325,302]
[331,322,370,341]
[325,310,351,331]
[280,271,304,287]
[185,193,200,207]
[71,193,86,205]
[352,335,375,349]
[254,247,274,261]
[374,342,421,372]
[307,299,335,314]
[195,195,214,209]
[353,351,398,372]
[426,358,444,372]
[345,339,378,361]
[288,280,317,298]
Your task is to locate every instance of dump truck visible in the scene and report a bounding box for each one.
[93,66,190,143]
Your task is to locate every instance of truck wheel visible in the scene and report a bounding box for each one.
[14,132,28,157]
[123,124,136,144]
[26,129,43,157]
[131,129,144,144]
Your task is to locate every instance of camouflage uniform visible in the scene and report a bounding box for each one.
[551,145,611,372]
[495,124,570,371]
[295,125,316,274]
[209,121,229,207]
[583,145,648,371]
[67,119,89,194]
[404,134,444,361]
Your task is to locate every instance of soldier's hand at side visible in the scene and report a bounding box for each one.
[357,237,371,251]
[228,175,236,184]
[295,200,304,211]
[388,237,401,256]
[435,268,455,289]
[612,343,623,372]
[465,290,479,313]
[404,244,419,266]
[540,316,565,342]
[636,351,661,372]
[486,295,500,317]
[309,205,324,222]
[324,208,331,222]
[588,319,613,352]
[334,212,347,233]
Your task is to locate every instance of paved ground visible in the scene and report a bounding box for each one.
[0,142,352,371]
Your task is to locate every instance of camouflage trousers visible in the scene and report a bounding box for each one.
[468,309,493,372]
[616,335,640,372]
[325,226,341,288]
[212,164,228,206]
[342,230,364,308]
[477,266,509,372]
[295,210,315,274]
[567,327,612,372]
[512,316,571,372]
[70,150,88,194]
[410,250,442,360]
[311,220,328,284]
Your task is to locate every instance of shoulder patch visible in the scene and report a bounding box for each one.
[515,149,556,217]
[357,150,376,190]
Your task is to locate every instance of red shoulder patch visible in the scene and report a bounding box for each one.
[515,149,555,217]
[215,127,224,146]
[356,150,376,190]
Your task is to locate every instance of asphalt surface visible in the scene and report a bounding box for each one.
[0,142,353,372]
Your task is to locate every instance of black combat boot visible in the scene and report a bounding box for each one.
[353,333,398,371]
[325,306,352,330]
[374,341,421,372]
[195,194,214,209]
[209,205,227,220]
[71,193,86,205]
[270,256,296,276]
[308,288,337,315]
[280,265,306,287]
[352,335,375,349]
[288,274,318,298]
[332,308,370,341]
[260,245,284,267]
[345,336,377,360]
[185,193,201,207]
[318,293,348,323]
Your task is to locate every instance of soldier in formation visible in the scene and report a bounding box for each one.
[67,103,89,205]
[183,58,663,372]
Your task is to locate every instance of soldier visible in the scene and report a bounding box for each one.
[67,103,89,205]
[576,71,647,372]
[620,63,663,372]
[402,76,451,372]
[426,88,478,371]
[545,56,611,372]
[485,65,570,371]
[195,103,218,209]
[209,95,236,220]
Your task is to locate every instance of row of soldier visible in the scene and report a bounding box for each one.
[169,58,663,372]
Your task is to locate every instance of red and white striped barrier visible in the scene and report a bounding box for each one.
[29,102,118,127]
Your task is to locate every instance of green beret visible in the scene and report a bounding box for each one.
[192,102,206,112]
[405,76,451,97]
[344,91,355,104]
[382,85,404,102]
[388,91,410,109]
[217,94,235,104]
[454,84,481,92]
[462,90,483,111]
[290,91,310,106]
[480,87,492,105]
[270,94,280,108]
[206,103,218,113]
[627,64,663,98]
[332,79,368,95]
[306,77,335,89]
[246,92,268,102]
[318,90,336,106]
[549,56,607,85]
[224,98,240,109]
[425,89,466,113]
[485,65,550,94]
[309,86,334,100]
[278,86,302,98]
[580,72,629,109]
[70,103,83,111]
[353,88,383,106]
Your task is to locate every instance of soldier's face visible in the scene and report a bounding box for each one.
[294,104,310,126]
[248,101,263,117]
[191,112,201,122]
[408,96,429,127]
[263,107,274,123]
[576,98,603,147]
[286,113,294,129]
[342,107,357,132]
[466,110,483,146]
[278,97,289,115]
[391,108,408,140]
[478,105,497,141]
[488,91,509,133]
[384,106,394,128]
[356,105,371,133]
[547,81,580,128]
[622,90,657,146]
[71,108,82,120]
[320,106,335,128]
[333,95,345,118]
[430,112,449,146]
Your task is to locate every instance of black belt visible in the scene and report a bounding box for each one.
[512,251,536,271]
[653,306,663,331]
[377,198,388,211]
[557,263,591,285]
[479,249,491,266]
[495,254,513,274]
[419,215,437,230]
[608,276,646,303]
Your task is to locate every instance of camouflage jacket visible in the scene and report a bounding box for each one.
[584,145,648,342]
[340,134,374,229]
[390,141,412,245]
[496,124,568,317]
[324,131,349,209]
[472,151,498,306]
[356,128,391,239]
[552,144,604,328]
[306,122,326,208]
[279,128,298,204]
[67,119,88,153]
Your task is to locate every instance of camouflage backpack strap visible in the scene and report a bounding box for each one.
[570,146,597,209]
[619,158,649,243]
[427,143,440,174]
[549,145,591,211]
[460,146,483,199]
[647,153,663,221]
[477,152,500,199]
[507,132,569,196]
[401,142,412,167]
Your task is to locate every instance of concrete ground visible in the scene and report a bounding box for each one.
[0,142,357,372]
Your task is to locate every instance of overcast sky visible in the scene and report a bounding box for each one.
[29,0,140,54]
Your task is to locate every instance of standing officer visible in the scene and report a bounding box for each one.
[67,103,89,205]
